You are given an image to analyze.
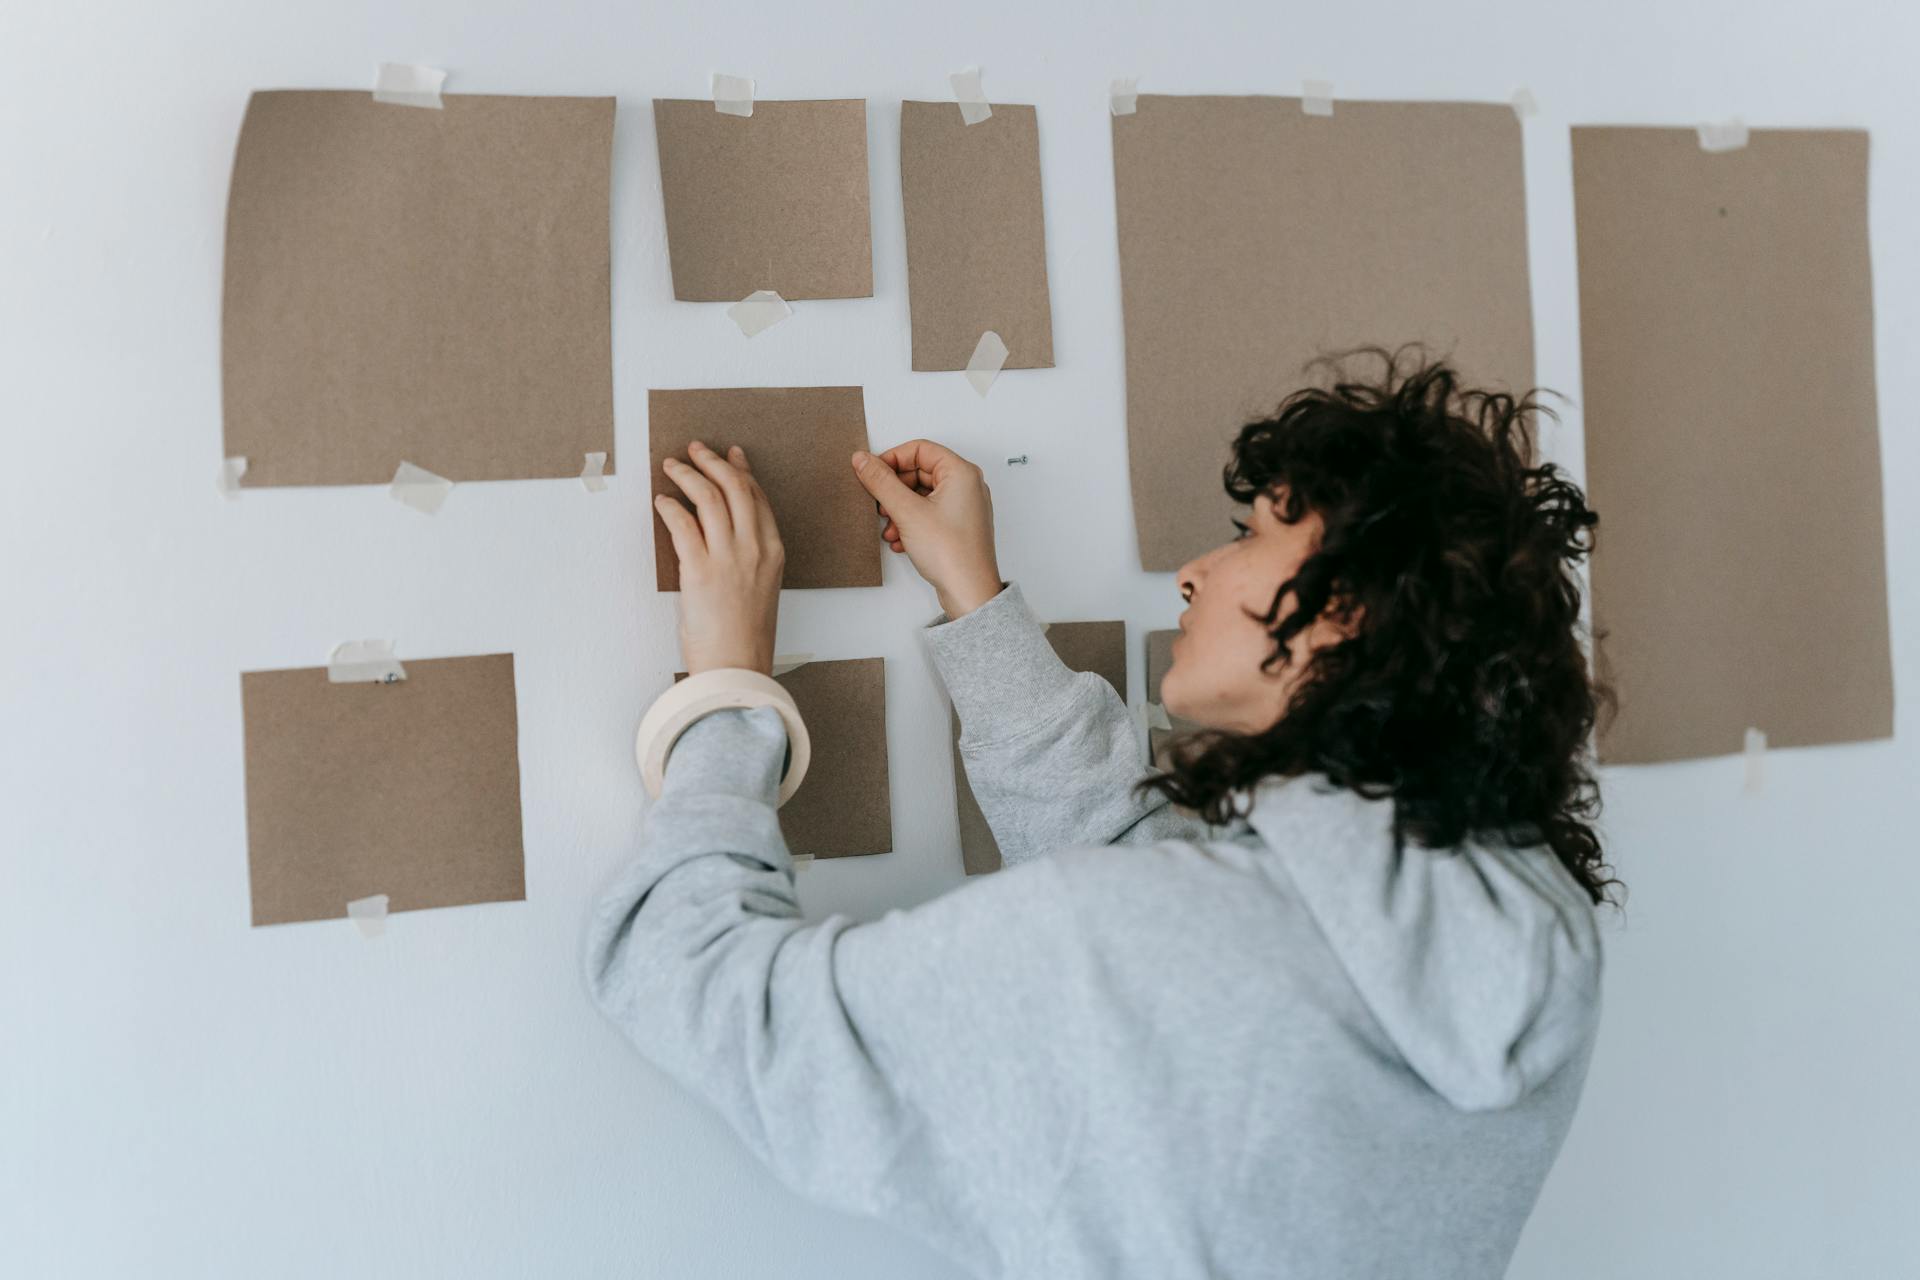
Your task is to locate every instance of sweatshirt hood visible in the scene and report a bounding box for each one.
[1244,774,1604,1112]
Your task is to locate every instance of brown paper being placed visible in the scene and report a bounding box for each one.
[952,622,1126,876]
[677,658,891,857]
[221,91,615,486]
[649,387,882,591]
[240,654,525,926]
[1144,628,1207,766]
[1572,127,1892,764]
[899,101,1054,372]
[1112,96,1534,571]
[653,99,873,301]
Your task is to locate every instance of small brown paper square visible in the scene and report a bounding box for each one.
[899,101,1054,372]
[240,654,526,927]
[1112,96,1534,571]
[1572,126,1893,763]
[677,658,891,858]
[649,386,882,591]
[221,91,615,486]
[952,622,1127,875]
[653,99,873,301]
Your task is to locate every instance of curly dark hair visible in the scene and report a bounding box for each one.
[1142,347,1622,907]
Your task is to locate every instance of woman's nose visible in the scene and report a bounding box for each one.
[1176,558,1203,603]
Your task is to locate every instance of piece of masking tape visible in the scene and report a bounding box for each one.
[770,654,812,677]
[1742,727,1766,793]
[218,456,248,499]
[391,461,453,515]
[965,330,1010,397]
[1145,701,1173,731]
[951,67,992,125]
[581,452,608,492]
[1511,87,1539,119]
[329,639,407,685]
[792,853,815,870]
[1698,119,1749,152]
[1110,77,1139,116]
[713,73,754,117]
[728,289,792,337]
[347,894,390,937]
[373,63,447,110]
[1302,80,1334,116]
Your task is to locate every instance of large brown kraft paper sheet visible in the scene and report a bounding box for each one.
[1112,95,1535,572]
[221,91,615,486]
[1572,126,1892,763]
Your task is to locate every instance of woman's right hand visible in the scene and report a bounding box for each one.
[851,440,1005,619]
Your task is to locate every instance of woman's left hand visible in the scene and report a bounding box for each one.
[655,441,784,676]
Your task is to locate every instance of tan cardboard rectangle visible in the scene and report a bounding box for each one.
[648,386,882,591]
[221,91,615,486]
[653,98,873,301]
[952,621,1126,876]
[678,658,891,857]
[1112,95,1534,571]
[899,101,1054,371]
[1571,126,1893,763]
[241,654,526,926]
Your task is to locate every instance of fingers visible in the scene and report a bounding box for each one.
[730,445,783,556]
[850,449,927,521]
[653,493,705,572]
[876,439,978,491]
[683,441,758,542]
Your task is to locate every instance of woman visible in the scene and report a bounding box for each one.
[586,352,1618,1279]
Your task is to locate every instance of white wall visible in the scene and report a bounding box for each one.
[3,1,1913,1275]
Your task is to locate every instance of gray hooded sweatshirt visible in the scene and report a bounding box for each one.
[586,582,1605,1279]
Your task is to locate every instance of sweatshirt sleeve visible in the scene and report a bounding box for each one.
[583,703,1087,1269]
[922,582,1210,865]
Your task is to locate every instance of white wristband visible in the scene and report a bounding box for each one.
[634,668,811,806]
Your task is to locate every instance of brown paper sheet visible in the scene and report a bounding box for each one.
[1112,96,1535,571]
[677,659,891,857]
[1571,127,1892,763]
[952,621,1127,876]
[240,654,526,926]
[1144,628,1207,765]
[899,101,1054,371]
[653,99,873,301]
[221,91,615,486]
[649,386,882,591]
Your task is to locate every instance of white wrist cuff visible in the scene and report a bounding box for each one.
[635,668,811,806]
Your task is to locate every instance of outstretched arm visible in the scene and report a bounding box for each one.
[925,582,1208,864]
[585,704,1085,1270]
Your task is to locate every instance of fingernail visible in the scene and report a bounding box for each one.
[852,451,869,465]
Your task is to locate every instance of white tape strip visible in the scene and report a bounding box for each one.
[965,330,1009,397]
[1742,727,1766,793]
[218,456,248,499]
[1698,119,1749,152]
[713,72,754,117]
[1511,87,1539,119]
[1145,701,1173,731]
[373,63,446,110]
[581,451,608,493]
[951,67,992,125]
[1302,80,1334,116]
[329,639,407,685]
[391,461,453,515]
[728,289,792,337]
[347,893,390,937]
[1110,77,1139,116]
[770,654,812,677]
[792,854,815,870]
